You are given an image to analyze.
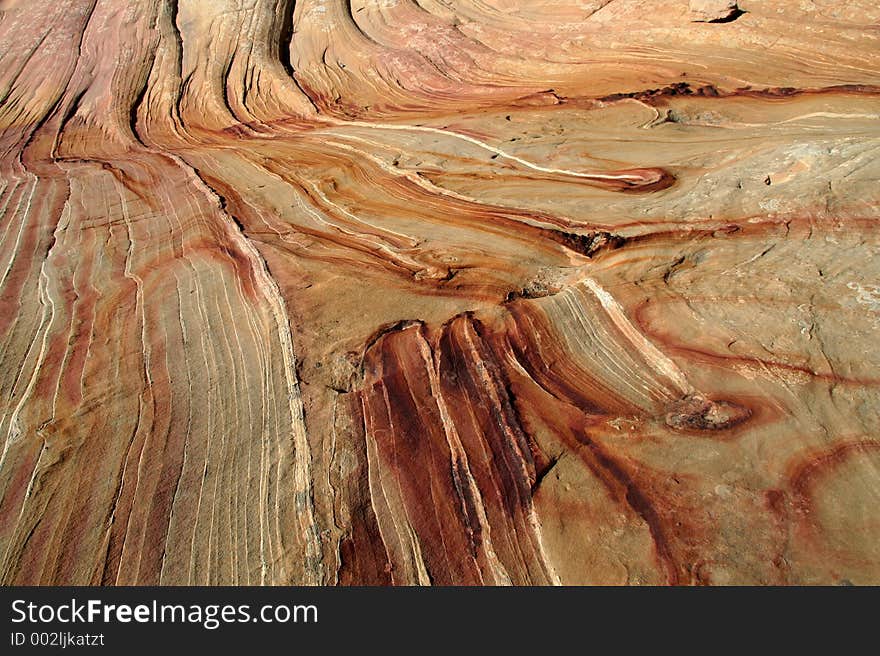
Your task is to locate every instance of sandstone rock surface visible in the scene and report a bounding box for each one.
[0,0,879,585]
[689,0,741,23]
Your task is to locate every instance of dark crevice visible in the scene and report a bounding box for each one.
[184,163,253,239]
[219,54,237,121]
[708,8,745,23]
[531,455,560,494]
[278,0,296,77]
[278,0,321,114]
[165,0,187,125]
[55,86,87,138]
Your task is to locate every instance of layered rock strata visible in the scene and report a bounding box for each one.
[0,0,878,585]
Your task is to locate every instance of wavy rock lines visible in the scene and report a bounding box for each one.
[0,0,879,585]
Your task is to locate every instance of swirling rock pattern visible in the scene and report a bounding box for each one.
[0,0,878,585]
